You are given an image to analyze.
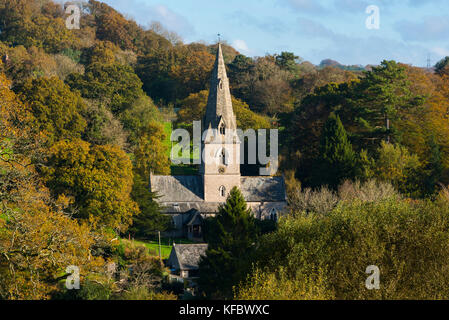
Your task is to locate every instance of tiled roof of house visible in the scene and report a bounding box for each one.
[172,244,208,270]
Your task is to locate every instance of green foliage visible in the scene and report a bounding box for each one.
[347,60,425,148]
[435,56,449,76]
[66,62,145,114]
[317,114,357,188]
[16,76,87,142]
[129,173,171,238]
[82,101,128,149]
[242,197,449,300]
[133,121,171,177]
[373,142,422,197]
[275,51,302,75]
[199,187,258,299]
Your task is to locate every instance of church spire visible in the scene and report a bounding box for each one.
[203,43,237,131]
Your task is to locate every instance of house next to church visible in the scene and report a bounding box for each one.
[150,43,287,240]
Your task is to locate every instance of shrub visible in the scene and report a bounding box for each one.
[288,186,339,216]
[338,179,400,202]
[244,198,449,299]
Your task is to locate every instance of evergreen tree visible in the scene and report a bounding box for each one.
[198,187,258,299]
[318,113,357,188]
[424,136,443,196]
[435,56,449,76]
[128,173,171,238]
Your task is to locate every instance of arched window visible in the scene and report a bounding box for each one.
[270,208,278,222]
[219,186,226,197]
[220,148,227,166]
[219,123,226,135]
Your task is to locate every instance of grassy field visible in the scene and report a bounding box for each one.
[122,238,195,260]
[164,121,201,175]
[163,121,172,158]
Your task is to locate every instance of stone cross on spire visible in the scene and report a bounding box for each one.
[203,42,237,131]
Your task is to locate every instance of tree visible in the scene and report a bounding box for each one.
[133,121,171,178]
[0,70,106,300]
[435,56,449,76]
[128,173,171,238]
[318,113,357,188]
[275,51,301,75]
[424,136,443,196]
[66,62,145,115]
[0,0,78,54]
[136,45,215,103]
[16,76,87,142]
[42,139,139,232]
[82,100,128,149]
[347,60,424,148]
[198,187,258,299]
[242,198,449,300]
[373,141,422,197]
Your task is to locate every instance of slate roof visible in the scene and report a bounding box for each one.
[172,244,208,270]
[159,202,221,214]
[150,175,203,202]
[186,210,204,226]
[151,175,287,213]
[241,176,287,202]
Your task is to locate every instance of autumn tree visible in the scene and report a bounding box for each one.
[0,70,107,300]
[42,139,139,232]
[0,0,78,53]
[15,76,87,143]
[133,121,171,178]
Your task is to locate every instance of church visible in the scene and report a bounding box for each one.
[150,43,287,241]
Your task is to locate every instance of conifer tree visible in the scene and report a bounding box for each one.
[424,136,443,196]
[318,113,357,188]
[198,187,257,299]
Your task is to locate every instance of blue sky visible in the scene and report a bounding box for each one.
[99,0,449,67]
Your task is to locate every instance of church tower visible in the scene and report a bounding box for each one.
[201,43,241,202]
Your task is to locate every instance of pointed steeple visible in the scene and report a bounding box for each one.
[203,43,237,131]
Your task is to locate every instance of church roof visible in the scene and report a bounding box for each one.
[241,176,287,202]
[150,175,203,202]
[160,202,221,214]
[150,175,287,212]
[203,43,237,131]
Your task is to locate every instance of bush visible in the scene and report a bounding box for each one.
[287,186,339,216]
[243,198,449,299]
[338,179,400,202]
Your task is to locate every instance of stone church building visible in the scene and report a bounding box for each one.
[150,43,287,240]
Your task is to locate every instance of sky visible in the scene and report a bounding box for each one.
[97,0,449,67]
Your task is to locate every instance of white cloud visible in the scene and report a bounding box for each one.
[432,47,449,57]
[232,39,251,55]
[395,16,449,42]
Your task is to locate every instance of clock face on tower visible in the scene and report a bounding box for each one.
[218,166,226,174]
